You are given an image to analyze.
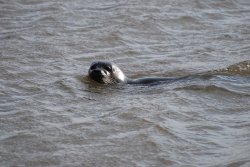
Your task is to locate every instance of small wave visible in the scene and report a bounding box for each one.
[224,160,250,167]
[176,84,250,97]
[213,61,250,76]
[33,15,57,24]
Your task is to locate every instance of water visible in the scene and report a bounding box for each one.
[1,0,250,166]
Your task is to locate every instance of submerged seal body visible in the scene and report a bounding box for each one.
[88,61,175,85]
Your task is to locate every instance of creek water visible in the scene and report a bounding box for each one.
[1,0,250,167]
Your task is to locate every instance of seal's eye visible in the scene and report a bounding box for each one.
[104,66,112,72]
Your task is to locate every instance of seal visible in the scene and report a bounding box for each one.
[88,61,177,85]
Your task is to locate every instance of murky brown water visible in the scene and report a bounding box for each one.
[1,0,250,167]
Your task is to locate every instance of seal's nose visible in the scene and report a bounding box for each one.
[89,70,103,83]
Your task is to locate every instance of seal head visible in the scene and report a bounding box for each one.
[88,61,126,84]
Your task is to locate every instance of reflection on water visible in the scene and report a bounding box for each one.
[1,0,250,167]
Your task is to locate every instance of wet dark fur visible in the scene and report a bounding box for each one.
[88,61,182,85]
